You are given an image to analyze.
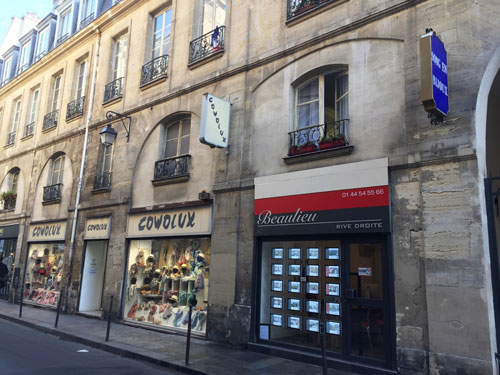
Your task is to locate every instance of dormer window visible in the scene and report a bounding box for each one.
[18,41,32,74]
[57,10,71,45]
[35,28,48,61]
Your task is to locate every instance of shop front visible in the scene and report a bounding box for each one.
[253,159,395,373]
[78,216,111,315]
[123,204,211,335]
[0,224,19,300]
[24,220,67,307]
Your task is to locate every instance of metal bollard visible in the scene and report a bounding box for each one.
[105,295,113,342]
[54,290,63,328]
[18,282,24,318]
[185,292,197,365]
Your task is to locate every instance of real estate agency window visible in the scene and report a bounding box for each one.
[152,9,172,60]
[294,71,348,146]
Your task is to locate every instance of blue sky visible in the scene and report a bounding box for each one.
[0,1,54,43]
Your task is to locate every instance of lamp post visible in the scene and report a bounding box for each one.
[100,111,131,145]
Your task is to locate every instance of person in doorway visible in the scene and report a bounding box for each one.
[0,255,9,289]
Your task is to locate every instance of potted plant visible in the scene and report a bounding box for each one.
[1,191,17,210]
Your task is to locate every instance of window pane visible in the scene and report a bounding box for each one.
[181,119,191,137]
[215,0,226,27]
[336,74,348,121]
[203,0,215,34]
[165,140,177,158]
[297,102,319,128]
[180,137,190,155]
[166,122,179,141]
[298,79,319,104]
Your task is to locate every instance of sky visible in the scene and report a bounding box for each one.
[0,0,54,44]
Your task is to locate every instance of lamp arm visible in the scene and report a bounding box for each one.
[105,111,131,142]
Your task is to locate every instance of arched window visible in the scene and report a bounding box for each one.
[164,118,191,158]
[1,168,19,210]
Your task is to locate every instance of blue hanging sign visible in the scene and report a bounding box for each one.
[420,32,449,117]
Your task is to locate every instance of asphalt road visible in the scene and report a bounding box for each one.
[0,319,185,375]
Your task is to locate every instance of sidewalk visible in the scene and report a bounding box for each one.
[0,301,358,375]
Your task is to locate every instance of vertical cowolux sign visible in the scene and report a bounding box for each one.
[420,32,449,117]
[199,93,231,148]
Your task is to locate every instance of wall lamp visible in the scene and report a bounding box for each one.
[99,111,132,146]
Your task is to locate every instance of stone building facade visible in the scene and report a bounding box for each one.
[0,0,499,374]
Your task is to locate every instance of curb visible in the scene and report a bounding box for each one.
[0,312,209,375]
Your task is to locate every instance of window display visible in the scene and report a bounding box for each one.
[24,243,64,307]
[124,238,210,334]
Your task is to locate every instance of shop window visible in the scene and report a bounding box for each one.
[93,143,113,191]
[153,117,191,183]
[0,238,16,299]
[189,0,226,65]
[104,33,127,103]
[124,238,211,333]
[1,168,19,210]
[24,243,64,307]
[289,71,349,157]
[43,154,65,203]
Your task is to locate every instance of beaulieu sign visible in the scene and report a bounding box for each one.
[254,159,390,236]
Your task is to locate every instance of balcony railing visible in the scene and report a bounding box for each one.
[189,26,225,65]
[56,33,70,46]
[25,122,35,137]
[154,155,191,182]
[104,77,124,103]
[34,51,46,62]
[0,197,16,211]
[66,96,85,121]
[287,0,336,20]
[140,55,168,87]
[93,172,112,191]
[43,183,62,203]
[288,119,349,156]
[1,78,10,88]
[6,131,16,146]
[17,64,29,75]
[43,110,58,131]
[80,13,95,29]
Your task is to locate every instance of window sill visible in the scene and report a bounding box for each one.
[103,95,123,107]
[66,113,83,123]
[91,187,111,194]
[286,0,348,27]
[42,125,57,133]
[21,133,34,141]
[188,49,225,70]
[42,199,61,206]
[3,143,14,149]
[152,174,189,186]
[0,208,15,213]
[139,75,168,90]
[283,145,354,164]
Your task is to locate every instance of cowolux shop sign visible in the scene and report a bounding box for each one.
[127,206,212,238]
[254,186,391,236]
[28,221,67,242]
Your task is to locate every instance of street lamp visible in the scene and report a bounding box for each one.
[99,111,131,145]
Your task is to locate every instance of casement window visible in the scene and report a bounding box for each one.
[59,10,71,40]
[295,71,348,130]
[82,0,95,19]
[7,99,22,144]
[19,42,32,72]
[2,57,12,83]
[9,170,19,194]
[75,61,87,100]
[50,75,62,112]
[202,0,226,35]
[112,34,128,81]
[164,118,191,158]
[27,88,40,124]
[48,154,65,186]
[36,28,48,59]
[93,143,113,190]
[152,9,172,59]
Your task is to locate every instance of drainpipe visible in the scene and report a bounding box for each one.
[64,27,101,312]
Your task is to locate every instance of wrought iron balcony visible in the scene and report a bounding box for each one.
[140,55,168,87]
[80,13,95,29]
[35,51,46,62]
[189,26,225,65]
[287,0,337,20]
[24,122,35,137]
[104,77,124,103]
[93,172,112,191]
[1,78,10,88]
[66,96,85,121]
[56,33,70,46]
[288,119,349,156]
[0,196,16,210]
[17,64,29,75]
[154,155,191,182]
[6,131,16,146]
[43,183,62,203]
[43,110,58,131]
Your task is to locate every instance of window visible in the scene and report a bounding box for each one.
[58,10,71,42]
[36,28,48,59]
[202,0,226,35]
[1,169,19,210]
[152,9,171,59]
[2,57,12,84]
[7,99,21,145]
[26,88,39,136]
[50,75,62,112]
[112,34,128,81]
[19,41,32,72]
[76,61,87,100]
[289,70,349,156]
[82,0,95,19]
[48,154,65,186]
[93,143,113,190]
[9,170,19,194]
[164,118,191,158]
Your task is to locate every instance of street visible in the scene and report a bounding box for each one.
[0,319,184,375]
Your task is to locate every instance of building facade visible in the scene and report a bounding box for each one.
[0,0,499,374]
